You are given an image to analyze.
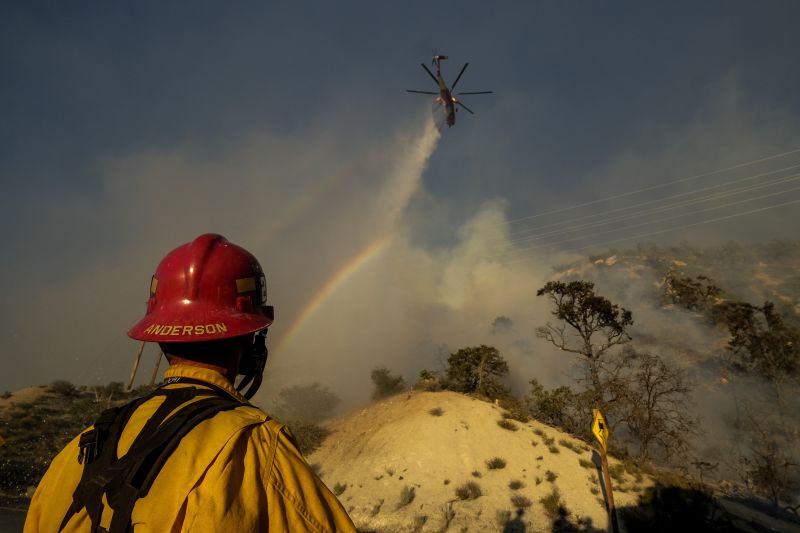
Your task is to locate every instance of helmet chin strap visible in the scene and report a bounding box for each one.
[237,329,268,400]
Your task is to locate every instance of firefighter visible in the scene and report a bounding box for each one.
[25,233,356,532]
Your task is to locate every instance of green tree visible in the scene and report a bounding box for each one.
[446,345,509,397]
[536,280,633,405]
[370,367,406,400]
[525,378,591,437]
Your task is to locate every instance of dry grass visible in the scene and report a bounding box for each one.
[496,509,512,526]
[497,418,519,431]
[455,481,482,500]
[397,486,416,508]
[486,457,507,470]
[510,494,532,508]
[508,479,525,490]
[540,488,568,521]
[558,438,581,453]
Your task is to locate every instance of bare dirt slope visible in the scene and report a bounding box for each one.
[309,391,650,532]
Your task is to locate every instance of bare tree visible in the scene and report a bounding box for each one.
[615,349,696,460]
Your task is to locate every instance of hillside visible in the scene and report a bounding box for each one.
[310,390,648,532]
[309,390,800,532]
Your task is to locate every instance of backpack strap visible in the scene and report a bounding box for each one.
[59,383,243,532]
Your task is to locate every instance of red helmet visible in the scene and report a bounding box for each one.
[128,234,274,343]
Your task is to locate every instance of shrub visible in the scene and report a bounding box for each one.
[535,477,542,485]
[542,435,555,446]
[558,439,581,453]
[397,486,415,508]
[412,515,427,532]
[370,500,383,517]
[471,470,481,478]
[443,479,450,485]
[545,470,558,482]
[548,445,560,454]
[496,509,512,526]
[486,457,507,469]
[510,495,532,508]
[455,481,482,500]
[1,391,12,399]
[371,367,406,400]
[49,380,79,397]
[609,463,626,483]
[533,428,545,437]
[333,482,346,496]
[429,407,444,416]
[578,458,594,469]
[497,419,518,431]
[414,369,443,391]
[285,421,331,455]
[508,480,525,490]
[540,488,568,521]
[497,397,529,422]
[525,378,593,437]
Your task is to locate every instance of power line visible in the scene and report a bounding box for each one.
[504,147,800,227]
[507,163,800,239]
[500,172,800,250]
[499,187,800,261]
[503,198,800,265]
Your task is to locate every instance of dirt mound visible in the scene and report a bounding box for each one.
[309,391,650,532]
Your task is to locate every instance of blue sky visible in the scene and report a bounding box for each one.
[1,2,799,395]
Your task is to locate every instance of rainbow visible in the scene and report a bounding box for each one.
[276,235,393,350]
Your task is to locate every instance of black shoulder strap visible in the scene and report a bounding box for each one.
[59,382,243,532]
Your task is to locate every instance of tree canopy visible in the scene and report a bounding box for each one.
[446,345,509,398]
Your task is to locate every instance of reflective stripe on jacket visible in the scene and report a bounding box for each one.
[24,365,357,532]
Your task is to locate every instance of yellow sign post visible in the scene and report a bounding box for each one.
[592,409,609,452]
[592,409,618,533]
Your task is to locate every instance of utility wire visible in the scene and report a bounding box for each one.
[500,172,800,250]
[504,147,800,227]
[499,186,800,261]
[507,163,800,239]
[503,198,800,265]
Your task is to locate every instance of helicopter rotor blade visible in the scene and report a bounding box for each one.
[457,91,493,95]
[451,63,469,90]
[456,101,475,115]
[420,63,439,85]
[406,90,438,95]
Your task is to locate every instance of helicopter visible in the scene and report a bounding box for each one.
[406,55,493,127]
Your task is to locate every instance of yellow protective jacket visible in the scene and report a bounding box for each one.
[24,365,356,532]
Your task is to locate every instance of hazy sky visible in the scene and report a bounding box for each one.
[1,3,799,403]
